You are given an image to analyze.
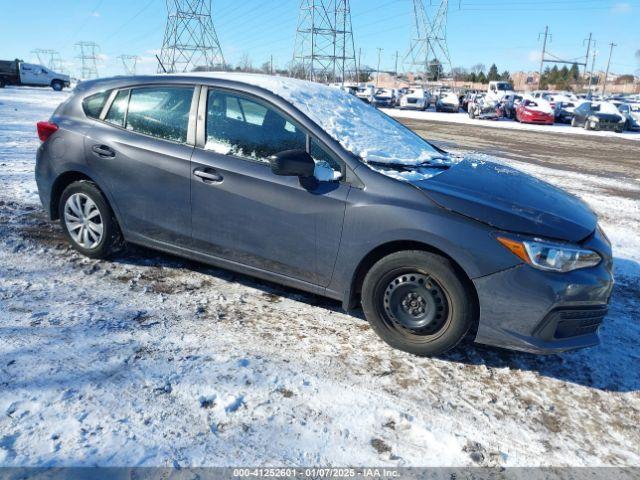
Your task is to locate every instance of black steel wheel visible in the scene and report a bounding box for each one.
[382,273,450,337]
[362,250,475,356]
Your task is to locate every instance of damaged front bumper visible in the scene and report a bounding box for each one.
[472,229,614,354]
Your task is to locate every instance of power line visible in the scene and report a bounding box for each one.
[158,0,225,73]
[75,41,100,79]
[118,55,141,75]
[292,0,358,84]
[405,0,452,82]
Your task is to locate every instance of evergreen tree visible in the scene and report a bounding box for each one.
[477,71,487,84]
[569,63,580,82]
[500,70,511,82]
[487,64,500,81]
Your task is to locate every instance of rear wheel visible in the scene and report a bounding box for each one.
[0,78,5,88]
[362,251,474,356]
[58,181,123,259]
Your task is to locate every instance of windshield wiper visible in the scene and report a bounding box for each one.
[368,158,451,170]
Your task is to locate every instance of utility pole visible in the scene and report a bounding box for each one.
[587,42,597,98]
[538,26,550,89]
[159,0,225,73]
[602,42,617,96]
[394,50,399,79]
[270,55,274,75]
[376,47,383,87]
[582,33,593,90]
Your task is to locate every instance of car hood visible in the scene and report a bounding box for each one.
[411,158,597,242]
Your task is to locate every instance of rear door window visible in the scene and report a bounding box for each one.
[105,90,130,126]
[125,86,194,143]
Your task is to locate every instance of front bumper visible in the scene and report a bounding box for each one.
[473,230,614,354]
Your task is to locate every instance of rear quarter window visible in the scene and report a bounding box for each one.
[82,91,111,119]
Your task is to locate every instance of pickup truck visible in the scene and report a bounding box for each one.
[0,59,71,91]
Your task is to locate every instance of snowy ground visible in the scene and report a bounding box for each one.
[0,87,639,467]
[382,108,640,142]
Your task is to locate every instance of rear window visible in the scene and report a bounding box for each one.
[125,87,194,143]
[83,91,110,119]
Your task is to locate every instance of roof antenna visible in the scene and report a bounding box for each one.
[156,55,167,74]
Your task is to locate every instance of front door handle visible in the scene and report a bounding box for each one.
[193,168,223,184]
[91,145,116,158]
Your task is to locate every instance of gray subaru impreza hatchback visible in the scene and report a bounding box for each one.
[35,73,614,356]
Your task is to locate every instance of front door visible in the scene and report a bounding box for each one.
[85,85,196,246]
[190,88,349,286]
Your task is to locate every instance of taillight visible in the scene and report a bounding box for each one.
[37,121,58,142]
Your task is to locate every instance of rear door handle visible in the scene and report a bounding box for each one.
[193,168,223,184]
[91,145,116,158]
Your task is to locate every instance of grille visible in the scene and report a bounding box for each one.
[553,307,608,339]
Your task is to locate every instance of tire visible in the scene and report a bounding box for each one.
[58,181,124,259]
[571,117,577,127]
[51,80,64,91]
[361,251,475,356]
[0,78,5,88]
[584,120,591,131]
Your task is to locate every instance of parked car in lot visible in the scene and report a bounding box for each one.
[486,81,515,101]
[461,90,478,112]
[467,94,500,120]
[516,96,554,125]
[0,59,70,91]
[372,88,398,108]
[614,102,640,131]
[399,88,429,110]
[435,92,460,112]
[554,98,578,124]
[501,94,523,120]
[571,101,626,133]
[356,84,375,103]
[35,73,613,356]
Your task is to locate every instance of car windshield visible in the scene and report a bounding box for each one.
[496,83,513,91]
[209,74,442,166]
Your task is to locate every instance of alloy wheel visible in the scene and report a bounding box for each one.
[63,193,104,250]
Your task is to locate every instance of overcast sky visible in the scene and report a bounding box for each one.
[0,0,638,78]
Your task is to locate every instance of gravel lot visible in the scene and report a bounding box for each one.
[0,87,639,467]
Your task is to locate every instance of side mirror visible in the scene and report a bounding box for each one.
[269,149,315,178]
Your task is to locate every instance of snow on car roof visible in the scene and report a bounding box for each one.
[180,72,440,165]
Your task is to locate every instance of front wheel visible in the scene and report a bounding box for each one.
[51,80,64,91]
[59,181,123,259]
[361,251,475,356]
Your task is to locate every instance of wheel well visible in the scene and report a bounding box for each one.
[49,172,94,220]
[347,241,479,319]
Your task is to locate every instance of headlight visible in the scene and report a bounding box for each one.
[497,236,601,272]
[588,115,600,122]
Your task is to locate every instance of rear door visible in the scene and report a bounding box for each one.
[85,85,197,246]
[189,87,349,287]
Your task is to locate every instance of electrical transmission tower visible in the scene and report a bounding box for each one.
[118,55,140,75]
[31,49,64,72]
[404,0,452,83]
[158,0,225,73]
[75,42,100,79]
[292,0,358,84]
